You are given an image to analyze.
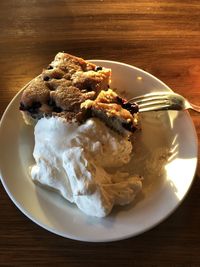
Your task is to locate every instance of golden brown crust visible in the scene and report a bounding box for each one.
[50,86,84,112]
[19,52,139,134]
[81,89,139,133]
[19,52,111,124]
[20,76,50,107]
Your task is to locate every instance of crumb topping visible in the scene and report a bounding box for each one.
[19,52,139,133]
[81,89,139,126]
[20,52,111,119]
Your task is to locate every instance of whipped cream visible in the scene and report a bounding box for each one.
[31,117,142,217]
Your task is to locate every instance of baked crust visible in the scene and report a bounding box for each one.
[19,52,139,133]
[19,52,111,123]
[81,89,139,133]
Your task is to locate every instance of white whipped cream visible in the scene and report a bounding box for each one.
[31,117,142,217]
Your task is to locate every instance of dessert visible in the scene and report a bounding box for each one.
[19,52,111,125]
[19,52,139,133]
[20,52,142,217]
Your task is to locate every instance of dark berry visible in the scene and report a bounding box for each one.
[43,76,50,81]
[85,85,93,91]
[19,102,26,111]
[122,122,137,132]
[53,106,63,113]
[27,101,41,113]
[32,102,42,109]
[116,96,138,114]
[95,66,103,71]
[116,96,123,105]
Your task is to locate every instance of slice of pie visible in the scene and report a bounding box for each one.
[19,52,111,124]
[19,52,139,134]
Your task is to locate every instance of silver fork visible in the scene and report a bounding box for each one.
[129,91,200,113]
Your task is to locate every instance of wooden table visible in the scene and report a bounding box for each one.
[1,1,200,266]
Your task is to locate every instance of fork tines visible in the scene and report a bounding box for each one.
[129,92,173,112]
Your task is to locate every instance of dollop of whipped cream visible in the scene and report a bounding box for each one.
[31,117,142,217]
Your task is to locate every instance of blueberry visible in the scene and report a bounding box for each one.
[32,102,42,108]
[95,66,103,71]
[19,102,26,111]
[122,122,137,132]
[116,96,123,105]
[43,76,50,81]
[116,96,138,114]
[27,101,41,113]
[53,106,63,113]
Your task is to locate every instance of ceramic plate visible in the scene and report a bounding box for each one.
[0,60,198,242]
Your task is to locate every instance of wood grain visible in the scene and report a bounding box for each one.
[1,0,200,266]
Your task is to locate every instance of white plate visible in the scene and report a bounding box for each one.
[0,60,198,242]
